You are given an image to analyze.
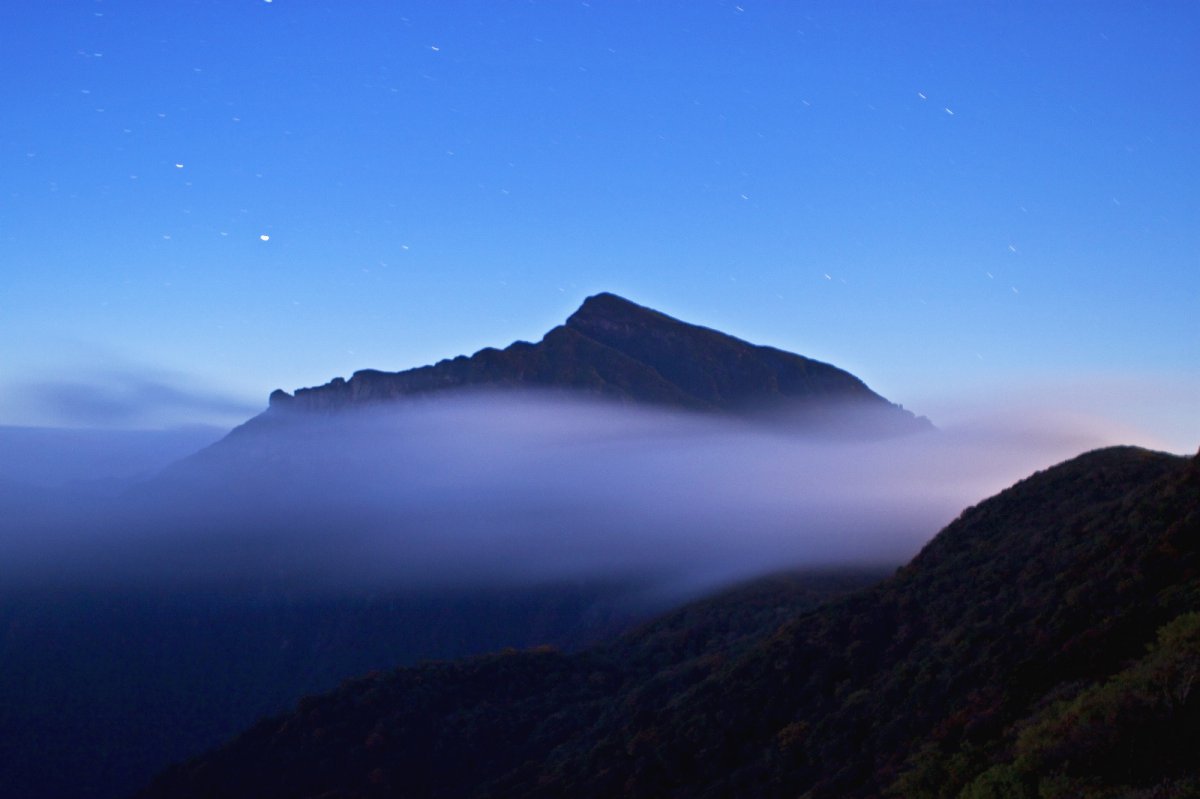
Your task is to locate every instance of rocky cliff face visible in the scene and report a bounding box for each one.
[266,292,929,432]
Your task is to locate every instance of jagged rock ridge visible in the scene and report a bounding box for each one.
[266,292,929,430]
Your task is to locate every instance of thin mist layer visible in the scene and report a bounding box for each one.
[2,394,1120,599]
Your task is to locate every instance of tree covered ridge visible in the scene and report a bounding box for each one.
[137,446,1200,798]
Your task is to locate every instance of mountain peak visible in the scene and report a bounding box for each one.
[567,292,662,324]
[265,293,929,434]
[564,292,713,344]
[573,290,642,313]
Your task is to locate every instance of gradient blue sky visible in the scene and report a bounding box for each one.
[2,1,1196,449]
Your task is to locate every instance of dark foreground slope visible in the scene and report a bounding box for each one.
[139,446,1200,799]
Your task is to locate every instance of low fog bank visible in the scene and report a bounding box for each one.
[0,424,228,489]
[0,394,1132,601]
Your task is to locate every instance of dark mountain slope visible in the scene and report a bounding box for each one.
[264,292,928,432]
[562,292,884,411]
[589,446,1198,799]
[137,446,1200,799]
[0,581,654,799]
[136,571,884,799]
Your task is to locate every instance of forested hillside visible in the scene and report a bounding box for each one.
[140,445,1200,798]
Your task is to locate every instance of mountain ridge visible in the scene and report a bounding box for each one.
[264,293,930,433]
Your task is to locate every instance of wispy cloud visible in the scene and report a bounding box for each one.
[7,370,261,429]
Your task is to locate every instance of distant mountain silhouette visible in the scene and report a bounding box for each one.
[265,292,930,433]
[138,445,1200,798]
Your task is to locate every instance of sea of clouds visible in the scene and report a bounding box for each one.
[1,392,1133,602]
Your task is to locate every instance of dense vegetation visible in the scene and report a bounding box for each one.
[0,582,656,799]
[140,445,1200,798]
[131,571,881,798]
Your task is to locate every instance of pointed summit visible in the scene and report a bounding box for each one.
[265,293,929,434]
[566,292,671,328]
[564,293,731,354]
[569,290,644,313]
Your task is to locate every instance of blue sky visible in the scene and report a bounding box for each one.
[2,1,1196,449]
